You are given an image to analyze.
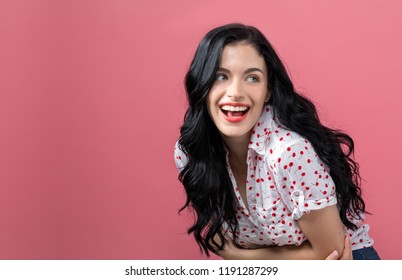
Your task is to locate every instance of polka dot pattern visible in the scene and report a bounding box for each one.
[174,105,374,250]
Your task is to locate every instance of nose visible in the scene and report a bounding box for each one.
[226,78,244,100]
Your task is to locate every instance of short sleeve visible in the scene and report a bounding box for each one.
[273,138,337,220]
[174,141,189,171]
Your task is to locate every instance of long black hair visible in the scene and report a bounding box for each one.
[178,23,366,256]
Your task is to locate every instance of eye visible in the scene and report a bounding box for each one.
[215,73,228,81]
[246,75,260,83]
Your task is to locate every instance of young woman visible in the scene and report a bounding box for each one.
[174,23,380,260]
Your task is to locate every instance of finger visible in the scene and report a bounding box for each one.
[340,235,353,260]
[325,250,339,260]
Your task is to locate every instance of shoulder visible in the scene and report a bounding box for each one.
[249,105,312,158]
[264,127,334,195]
[174,140,189,171]
[264,126,314,164]
[265,130,337,220]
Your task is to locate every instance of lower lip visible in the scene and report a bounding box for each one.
[222,110,249,123]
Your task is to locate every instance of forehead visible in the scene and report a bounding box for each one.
[220,43,267,71]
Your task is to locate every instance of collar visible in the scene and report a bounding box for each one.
[248,104,275,156]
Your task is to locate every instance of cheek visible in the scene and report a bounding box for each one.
[206,94,216,121]
[252,90,268,105]
[206,90,219,110]
[206,94,212,112]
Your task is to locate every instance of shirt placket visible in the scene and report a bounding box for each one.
[225,152,258,227]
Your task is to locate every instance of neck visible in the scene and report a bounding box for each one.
[222,132,251,166]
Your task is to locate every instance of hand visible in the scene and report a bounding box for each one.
[325,235,352,260]
[212,234,245,259]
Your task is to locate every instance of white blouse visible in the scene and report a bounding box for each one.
[174,105,374,250]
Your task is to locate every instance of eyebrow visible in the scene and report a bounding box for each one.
[217,67,265,74]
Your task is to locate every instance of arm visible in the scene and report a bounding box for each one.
[326,234,352,260]
[215,205,345,260]
[216,239,313,260]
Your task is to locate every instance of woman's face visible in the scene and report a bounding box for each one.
[207,43,269,144]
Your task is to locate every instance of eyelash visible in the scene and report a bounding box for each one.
[215,73,228,81]
[215,73,260,83]
[246,75,260,83]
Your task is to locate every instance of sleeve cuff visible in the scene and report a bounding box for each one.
[290,189,338,220]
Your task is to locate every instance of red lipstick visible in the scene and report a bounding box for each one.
[219,103,250,123]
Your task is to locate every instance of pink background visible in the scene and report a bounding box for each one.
[0,0,401,259]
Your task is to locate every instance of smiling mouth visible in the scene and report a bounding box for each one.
[220,105,250,118]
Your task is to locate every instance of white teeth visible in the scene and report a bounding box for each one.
[220,105,248,112]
